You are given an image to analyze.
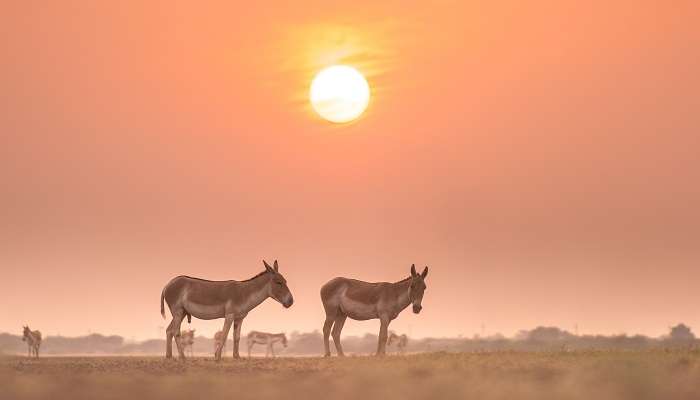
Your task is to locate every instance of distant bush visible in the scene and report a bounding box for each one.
[669,323,695,341]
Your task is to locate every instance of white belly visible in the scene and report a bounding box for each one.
[340,296,377,320]
[184,301,226,320]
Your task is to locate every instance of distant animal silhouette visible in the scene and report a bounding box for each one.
[180,329,195,357]
[247,331,287,358]
[160,260,294,360]
[387,331,408,354]
[214,330,226,357]
[320,264,428,356]
[22,326,42,358]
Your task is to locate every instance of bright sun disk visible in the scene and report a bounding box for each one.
[310,65,370,123]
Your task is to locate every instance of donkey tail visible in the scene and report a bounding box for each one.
[160,287,166,319]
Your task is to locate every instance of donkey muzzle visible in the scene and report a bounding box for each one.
[283,296,294,308]
[413,304,422,314]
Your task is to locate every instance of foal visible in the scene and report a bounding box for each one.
[22,326,42,358]
[247,331,288,357]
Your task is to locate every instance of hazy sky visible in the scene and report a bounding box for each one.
[2,1,699,340]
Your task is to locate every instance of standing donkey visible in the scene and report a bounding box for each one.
[214,330,226,357]
[320,264,428,357]
[161,260,294,361]
[387,331,408,354]
[180,329,195,357]
[22,326,42,358]
[246,331,287,358]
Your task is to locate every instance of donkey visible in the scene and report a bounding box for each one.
[22,326,42,358]
[160,260,293,361]
[214,330,227,357]
[320,264,428,356]
[387,331,408,354]
[247,331,287,358]
[180,329,195,357]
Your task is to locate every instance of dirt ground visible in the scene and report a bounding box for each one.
[2,350,700,400]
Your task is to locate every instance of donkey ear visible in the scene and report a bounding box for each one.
[273,260,279,272]
[263,260,273,273]
[410,264,417,277]
[421,266,429,279]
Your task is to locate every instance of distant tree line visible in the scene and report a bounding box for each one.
[1,324,697,355]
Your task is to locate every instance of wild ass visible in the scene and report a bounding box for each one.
[22,326,42,358]
[161,260,293,360]
[214,330,226,357]
[387,331,408,354]
[320,264,428,357]
[247,331,287,358]
[180,329,195,357]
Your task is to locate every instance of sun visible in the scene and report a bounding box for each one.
[310,65,370,123]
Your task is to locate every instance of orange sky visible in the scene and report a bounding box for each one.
[2,1,699,340]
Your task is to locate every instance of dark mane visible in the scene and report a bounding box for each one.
[394,276,412,284]
[240,270,270,282]
[177,276,234,283]
[177,270,269,283]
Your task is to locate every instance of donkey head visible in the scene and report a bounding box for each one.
[264,260,294,308]
[409,264,428,314]
[22,326,30,341]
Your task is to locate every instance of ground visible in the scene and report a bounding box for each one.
[2,351,700,400]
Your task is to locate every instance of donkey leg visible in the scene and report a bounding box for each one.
[174,327,187,360]
[271,343,276,358]
[174,333,185,360]
[232,318,243,359]
[331,314,347,357]
[376,318,390,356]
[248,341,254,358]
[171,314,187,360]
[322,317,334,357]
[215,315,233,362]
[165,313,183,359]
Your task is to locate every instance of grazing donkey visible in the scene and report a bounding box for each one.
[22,326,42,358]
[387,331,408,354]
[161,260,294,360]
[214,330,226,357]
[321,264,428,357]
[247,331,287,358]
[180,329,195,357]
